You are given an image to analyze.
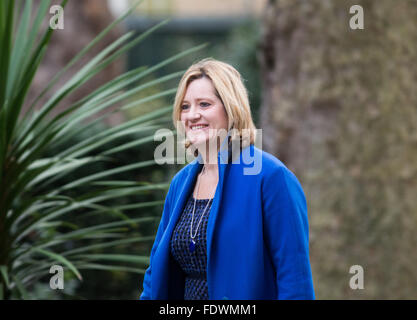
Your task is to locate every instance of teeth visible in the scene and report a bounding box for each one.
[191,125,207,130]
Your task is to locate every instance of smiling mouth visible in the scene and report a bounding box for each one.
[190,124,209,131]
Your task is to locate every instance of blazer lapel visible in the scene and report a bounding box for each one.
[167,157,202,235]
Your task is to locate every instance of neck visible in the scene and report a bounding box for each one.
[197,139,219,163]
[201,162,218,177]
[197,143,219,176]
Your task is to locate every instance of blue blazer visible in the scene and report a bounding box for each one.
[140,143,315,300]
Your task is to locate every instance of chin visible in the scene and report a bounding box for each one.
[190,138,209,148]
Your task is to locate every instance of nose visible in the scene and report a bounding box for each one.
[187,104,201,122]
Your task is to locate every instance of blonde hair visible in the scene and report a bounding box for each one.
[173,58,257,156]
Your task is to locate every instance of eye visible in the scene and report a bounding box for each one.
[181,104,189,110]
[200,102,211,107]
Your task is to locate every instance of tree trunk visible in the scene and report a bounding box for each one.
[259,0,417,299]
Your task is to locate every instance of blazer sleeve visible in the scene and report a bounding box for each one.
[262,165,315,300]
[139,178,176,300]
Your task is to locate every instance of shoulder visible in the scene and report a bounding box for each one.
[166,160,198,198]
[170,161,195,185]
[246,146,305,198]
[243,145,297,181]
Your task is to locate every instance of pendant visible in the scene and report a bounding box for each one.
[189,239,196,253]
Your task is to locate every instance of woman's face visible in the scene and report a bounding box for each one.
[180,77,229,148]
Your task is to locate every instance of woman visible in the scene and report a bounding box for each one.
[140,58,315,300]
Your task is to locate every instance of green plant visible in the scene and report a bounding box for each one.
[0,0,203,299]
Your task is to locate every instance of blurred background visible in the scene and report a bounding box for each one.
[24,0,417,299]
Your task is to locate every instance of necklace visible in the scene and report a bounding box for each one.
[189,165,213,253]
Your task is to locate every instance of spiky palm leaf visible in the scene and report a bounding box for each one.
[0,0,202,299]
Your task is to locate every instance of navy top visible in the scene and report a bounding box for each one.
[170,193,213,300]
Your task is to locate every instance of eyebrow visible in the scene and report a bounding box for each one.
[182,97,214,104]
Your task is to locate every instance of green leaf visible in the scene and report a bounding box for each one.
[0,265,10,288]
[13,32,135,154]
[63,236,155,256]
[73,254,150,265]
[25,0,144,118]
[0,0,14,108]
[33,248,82,281]
[6,0,32,100]
[76,263,146,275]
[12,275,29,300]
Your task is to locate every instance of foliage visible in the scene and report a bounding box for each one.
[0,0,203,299]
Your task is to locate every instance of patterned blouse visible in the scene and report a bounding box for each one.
[170,193,213,300]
